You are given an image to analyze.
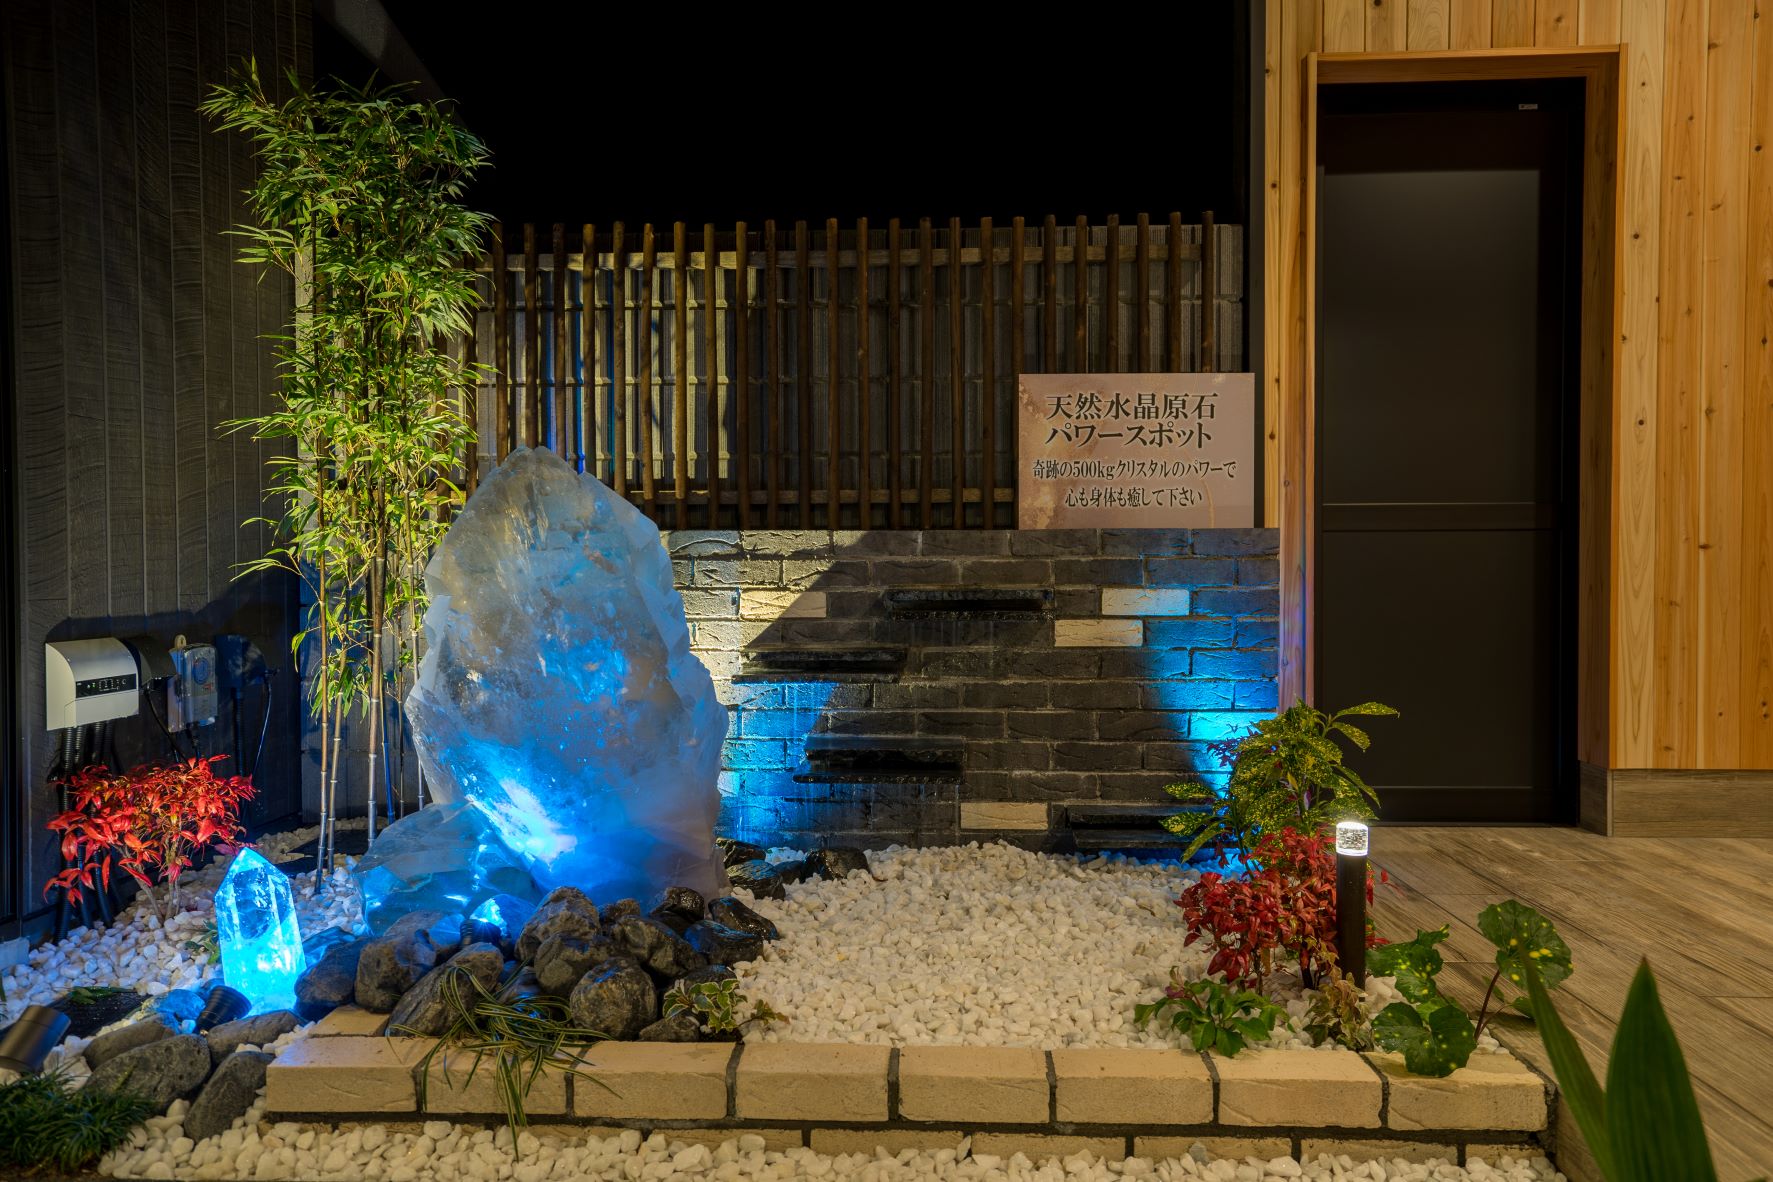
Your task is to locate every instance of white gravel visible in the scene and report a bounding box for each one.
[733,842,1476,1054]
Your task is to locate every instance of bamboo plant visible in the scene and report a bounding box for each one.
[202,62,489,873]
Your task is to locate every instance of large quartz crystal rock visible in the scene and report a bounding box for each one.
[352,801,541,934]
[406,447,728,902]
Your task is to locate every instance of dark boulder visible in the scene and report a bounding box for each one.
[683,921,765,966]
[534,933,611,996]
[568,958,657,1039]
[184,1051,272,1142]
[385,943,504,1036]
[608,915,707,979]
[725,860,786,900]
[805,847,870,880]
[84,1016,177,1069]
[354,931,439,1014]
[654,886,706,923]
[637,1012,702,1042]
[204,1010,299,1059]
[716,837,767,868]
[707,896,779,941]
[294,936,370,1021]
[515,888,600,962]
[671,964,737,994]
[600,898,642,924]
[82,1033,210,1112]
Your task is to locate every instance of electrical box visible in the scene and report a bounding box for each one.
[45,638,140,730]
[167,635,218,731]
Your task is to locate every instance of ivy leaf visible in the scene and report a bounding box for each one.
[1478,901,1573,1017]
[1373,1000,1477,1078]
[1366,926,1449,1004]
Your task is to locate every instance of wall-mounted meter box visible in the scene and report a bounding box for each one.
[167,636,218,731]
[46,638,140,730]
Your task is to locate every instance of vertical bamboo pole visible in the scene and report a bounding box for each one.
[492,223,509,459]
[887,218,903,528]
[580,223,596,477]
[919,217,935,528]
[463,274,479,492]
[1199,209,1216,373]
[826,217,841,528]
[1135,212,1151,371]
[704,222,721,527]
[1104,214,1120,369]
[795,220,812,525]
[1042,214,1057,374]
[638,224,658,516]
[734,222,751,529]
[552,222,569,461]
[1167,211,1183,370]
[765,220,781,528]
[524,223,540,448]
[979,215,995,530]
[949,216,965,527]
[611,222,627,496]
[856,216,870,530]
[1073,215,1088,371]
[674,223,689,529]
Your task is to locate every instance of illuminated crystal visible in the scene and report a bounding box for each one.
[352,801,542,933]
[405,447,728,901]
[214,848,305,1014]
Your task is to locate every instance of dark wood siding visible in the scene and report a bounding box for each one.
[3,0,310,936]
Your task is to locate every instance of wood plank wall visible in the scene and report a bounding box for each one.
[1265,0,1773,775]
[2,0,309,935]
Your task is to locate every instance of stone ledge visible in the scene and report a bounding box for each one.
[1212,1048,1384,1129]
[734,1043,892,1123]
[574,1043,731,1121]
[897,1046,1048,1124]
[1052,1048,1213,1126]
[1366,1052,1549,1132]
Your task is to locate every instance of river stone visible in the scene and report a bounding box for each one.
[600,898,641,924]
[150,988,207,1028]
[654,886,706,923]
[294,936,370,1021]
[515,889,600,962]
[725,860,786,900]
[534,933,609,996]
[355,931,439,1013]
[707,896,779,941]
[84,1016,177,1069]
[385,943,505,1036]
[405,447,728,902]
[204,1010,299,1059]
[609,915,706,979]
[671,964,737,993]
[637,1012,701,1042]
[683,920,765,966]
[568,958,657,1039]
[805,847,870,880]
[184,1051,272,1142]
[715,838,766,868]
[83,1034,211,1111]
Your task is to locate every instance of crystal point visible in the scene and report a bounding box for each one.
[215,848,305,1014]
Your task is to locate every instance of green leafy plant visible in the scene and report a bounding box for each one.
[1474,899,1573,1027]
[184,919,222,966]
[1526,958,1761,1182]
[1304,966,1374,1050]
[408,965,607,1130]
[662,978,787,1036]
[1163,700,1398,863]
[201,63,489,865]
[1133,971,1288,1057]
[62,985,137,1008]
[0,1068,154,1172]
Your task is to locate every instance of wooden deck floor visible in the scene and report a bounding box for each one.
[1371,827,1773,1181]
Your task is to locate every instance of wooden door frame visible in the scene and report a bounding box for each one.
[1282,46,1625,779]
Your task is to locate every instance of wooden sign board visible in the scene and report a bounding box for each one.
[1016,373,1257,529]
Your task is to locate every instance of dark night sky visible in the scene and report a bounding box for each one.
[317,6,1251,231]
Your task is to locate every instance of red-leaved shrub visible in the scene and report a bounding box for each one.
[1175,827,1387,990]
[45,756,254,921]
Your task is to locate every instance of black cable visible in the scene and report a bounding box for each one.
[249,675,274,782]
[143,680,191,762]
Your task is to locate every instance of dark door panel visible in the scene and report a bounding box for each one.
[1315,81,1582,824]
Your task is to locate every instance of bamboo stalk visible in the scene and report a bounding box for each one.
[580,223,596,476]
[855,216,870,531]
[1167,211,1183,370]
[979,215,995,530]
[765,220,781,528]
[704,222,720,527]
[1135,213,1151,371]
[919,217,935,528]
[639,224,657,515]
[1200,209,1216,373]
[674,222,689,530]
[611,222,627,496]
[826,217,841,529]
[949,215,964,528]
[1042,214,1057,374]
[887,218,903,529]
[795,220,812,526]
[463,265,479,492]
[524,223,540,448]
[734,221,750,529]
[492,222,509,459]
[1073,214,1088,370]
[552,222,569,461]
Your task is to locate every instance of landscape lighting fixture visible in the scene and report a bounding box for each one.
[1335,820,1370,987]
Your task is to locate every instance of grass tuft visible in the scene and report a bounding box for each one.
[0,1068,154,1172]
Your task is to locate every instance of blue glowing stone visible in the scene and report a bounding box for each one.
[215,848,305,1013]
[352,800,542,934]
[405,447,728,902]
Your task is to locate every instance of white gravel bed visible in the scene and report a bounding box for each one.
[733,842,1457,1053]
[99,1115,1564,1182]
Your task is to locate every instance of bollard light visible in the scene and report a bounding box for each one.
[1334,820,1370,986]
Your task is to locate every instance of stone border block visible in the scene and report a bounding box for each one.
[1052,1048,1213,1125]
[305,1006,387,1037]
[572,1043,730,1120]
[424,1048,567,1115]
[1054,619,1144,647]
[898,1046,1049,1124]
[734,1043,891,1122]
[1211,1049,1382,1128]
[1368,1052,1548,1131]
[265,1035,430,1113]
[959,801,1050,830]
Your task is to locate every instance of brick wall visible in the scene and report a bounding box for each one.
[665,528,1280,849]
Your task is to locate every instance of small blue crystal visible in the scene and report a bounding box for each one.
[214,848,305,1014]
